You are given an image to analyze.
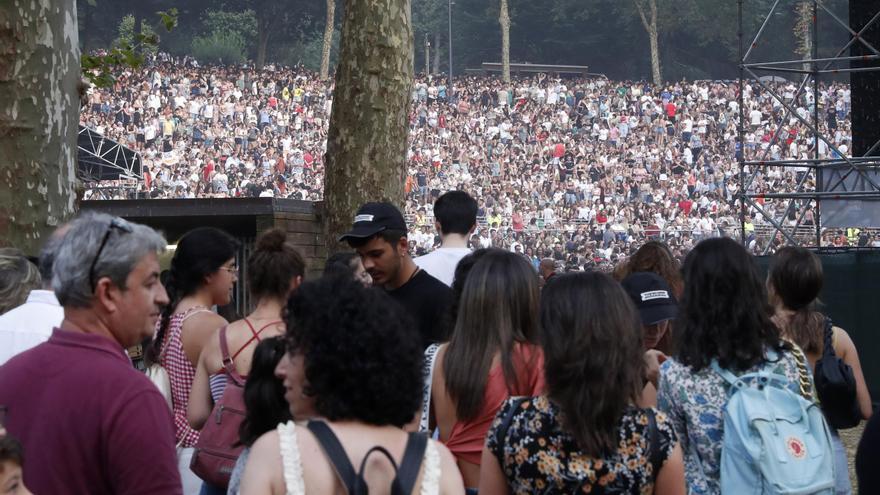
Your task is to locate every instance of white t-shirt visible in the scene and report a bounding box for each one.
[0,290,64,365]
[413,247,473,287]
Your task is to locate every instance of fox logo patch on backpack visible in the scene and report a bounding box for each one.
[712,350,835,494]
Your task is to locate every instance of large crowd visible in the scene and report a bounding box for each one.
[79,56,878,262]
[0,200,877,494]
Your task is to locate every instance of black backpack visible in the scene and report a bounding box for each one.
[814,317,862,429]
[307,421,428,495]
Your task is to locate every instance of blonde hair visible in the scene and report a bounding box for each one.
[0,248,41,315]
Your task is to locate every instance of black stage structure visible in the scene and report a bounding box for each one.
[77,125,142,199]
[738,0,880,400]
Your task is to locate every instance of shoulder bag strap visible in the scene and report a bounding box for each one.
[395,433,428,495]
[496,397,528,452]
[646,409,663,477]
[219,325,245,387]
[822,316,836,358]
[307,421,359,493]
[419,343,441,433]
[791,346,815,402]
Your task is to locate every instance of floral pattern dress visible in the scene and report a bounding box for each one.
[487,396,676,494]
[657,349,811,495]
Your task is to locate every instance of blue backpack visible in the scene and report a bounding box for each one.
[712,350,835,494]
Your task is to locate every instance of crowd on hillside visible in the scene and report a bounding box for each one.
[79,56,877,259]
[0,203,877,494]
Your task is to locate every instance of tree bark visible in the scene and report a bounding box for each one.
[634,0,661,86]
[323,0,413,254]
[499,0,511,83]
[795,1,812,72]
[320,0,336,79]
[433,32,440,75]
[0,0,80,252]
[256,17,269,69]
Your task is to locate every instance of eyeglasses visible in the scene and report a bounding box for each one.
[89,217,134,292]
[220,264,239,276]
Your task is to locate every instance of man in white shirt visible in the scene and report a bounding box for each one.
[414,191,477,287]
[0,228,67,365]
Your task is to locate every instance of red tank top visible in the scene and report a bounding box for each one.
[444,343,545,465]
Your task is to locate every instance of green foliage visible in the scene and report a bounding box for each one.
[83,9,178,89]
[201,9,258,46]
[278,27,340,70]
[114,15,158,53]
[191,31,248,65]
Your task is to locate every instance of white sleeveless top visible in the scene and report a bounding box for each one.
[277,421,441,495]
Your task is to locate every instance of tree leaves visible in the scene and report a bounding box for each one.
[81,9,178,89]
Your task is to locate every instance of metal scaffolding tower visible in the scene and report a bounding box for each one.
[737,0,880,253]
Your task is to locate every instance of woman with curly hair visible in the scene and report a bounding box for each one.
[768,246,872,494]
[239,276,464,494]
[480,272,685,494]
[148,227,240,493]
[428,249,545,490]
[188,229,304,494]
[657,238,812,494]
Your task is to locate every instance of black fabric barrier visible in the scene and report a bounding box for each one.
[756,251,880,401]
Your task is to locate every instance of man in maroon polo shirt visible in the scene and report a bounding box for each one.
[0,213,182,494]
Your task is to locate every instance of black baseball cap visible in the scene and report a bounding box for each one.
[338,202,408,242]
[621,272,678,326]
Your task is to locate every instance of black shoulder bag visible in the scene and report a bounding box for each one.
[813,317,862,429]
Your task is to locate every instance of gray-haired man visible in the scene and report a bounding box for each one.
[0,213,182,494]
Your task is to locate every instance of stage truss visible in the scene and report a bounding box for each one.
[737,0,880,253]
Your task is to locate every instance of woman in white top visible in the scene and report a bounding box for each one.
[240,276,463,495]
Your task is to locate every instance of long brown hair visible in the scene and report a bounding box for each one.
[768,246,825,354]
[542,272,645,456]
[617,241,683,298]
[443,249,541,421]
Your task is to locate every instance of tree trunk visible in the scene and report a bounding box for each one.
[133,11,142,55]
[433,32,440,75]
[795,1,812,72]
[499,0,510,83]
[320,0,336,79]
[256,18,269,69]
[634,0,662,86]
[0,0,80,252]
[323,0,413,254]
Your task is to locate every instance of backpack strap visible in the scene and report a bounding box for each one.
[356,446,401,495]
[710,360,745,390]
[646,409,663,477]
[395,433,428,495]
[218,325,245,387]
[307,421,359,492]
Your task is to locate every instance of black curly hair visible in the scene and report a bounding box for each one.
[238,336,292,447]
[675,237,786,372]
[284,276,423,427]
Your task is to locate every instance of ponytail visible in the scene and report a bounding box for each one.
[147,269,179,365]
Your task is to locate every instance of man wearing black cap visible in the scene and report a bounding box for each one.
[340,202,453,348]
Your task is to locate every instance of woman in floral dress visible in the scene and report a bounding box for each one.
[480,272,685,494]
